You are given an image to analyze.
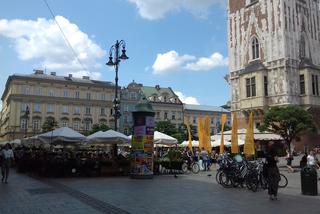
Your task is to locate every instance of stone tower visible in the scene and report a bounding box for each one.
[228,0,320,128]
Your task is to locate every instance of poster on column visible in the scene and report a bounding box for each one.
[131,114,155,178]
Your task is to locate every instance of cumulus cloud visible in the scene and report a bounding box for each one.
[128,0,225,20]
[152,50,228,74]
[152,50,195,74]
[0,16,105,79]
[185,52,228,71]
[175,91,200,105]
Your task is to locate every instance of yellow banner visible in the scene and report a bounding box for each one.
[244,112,255,156]
[231,112,239,154]
[220,114,227,154]
[184,117,193,152]
[198,115,204,150]
[204,115,212,153]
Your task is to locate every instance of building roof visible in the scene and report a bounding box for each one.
[2,71,115,100]
[141,85,175,98]
[184,104,230,113]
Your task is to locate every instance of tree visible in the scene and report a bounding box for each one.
[42,117,58,133]
[259,106,316,153]
[89,124,110,135]
[155,121,177,136]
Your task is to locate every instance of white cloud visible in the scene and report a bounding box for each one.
[152,50,195,74]
[185,52,228,71]
[0,16,105,79]
[128,0,225,20]
[175,91,200,105]
[152,50,228,74]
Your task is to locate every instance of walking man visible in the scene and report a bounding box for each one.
[1,143,14,183]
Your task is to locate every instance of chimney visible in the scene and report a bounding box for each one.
[34,69,44,75]
[50,72,56,76]
[68,74,73,78]
[82,76,90,80]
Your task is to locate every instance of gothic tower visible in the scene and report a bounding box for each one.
[228,0,320,128]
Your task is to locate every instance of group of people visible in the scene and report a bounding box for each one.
[0,143,15,183]
[183,147,219,171]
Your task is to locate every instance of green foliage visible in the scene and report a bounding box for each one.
[259,106,316,151]
[41,117,58,133]
[89,123,110,135]
[155,121,177,136]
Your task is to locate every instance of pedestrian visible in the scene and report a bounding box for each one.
[265,149,280,200]
[1,143,15,183]
[307,150,319,168]
[300,153,308,168]
[211,149,218,169]
[200,147,209,171]
[285,149,294,173]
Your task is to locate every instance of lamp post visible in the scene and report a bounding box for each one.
[106,40,129,156]
[24,105,30,138]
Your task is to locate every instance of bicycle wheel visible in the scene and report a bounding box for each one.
[216,170,222,184]
[181,163,188,173]
[278,173,288,188]
[192,163,200,174]
[219,171,233,188]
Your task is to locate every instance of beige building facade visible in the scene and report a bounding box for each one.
[0,70,115,141]
[228,0,320,128]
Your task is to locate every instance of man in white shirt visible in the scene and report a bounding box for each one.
[307,150,318,168]
[1,143,14,183]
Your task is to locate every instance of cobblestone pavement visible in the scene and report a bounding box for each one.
[0,168,319,214]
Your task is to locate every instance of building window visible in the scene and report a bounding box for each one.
[21,86,30,95]
[246,77,256,97]
[73,121,80,131]
[264,76,268,96]
[156,112,160,119]
[48,89,54,96]
[85,107,91,115]
[32,119,40,131]
[20,118,27,130]
[164,96,167,102]
[164,112,168,119]
[130,92,136,100]
[300,74,305,95]
[193,117,196,124]
[34,103,41,112]
[35,87,42,96]
[62,120,68,127]
[86,93,91,100]
[101,93,106,100]
[84,121,91,131]
[74,106,81,114]
[172,113,176,120]
[21,103,28,112]
[312,75,319,95]
[63,90,69,97]
[252,37,260,60]
[62,106,69,113]
[75,91,80,99]
[101,108,105,115]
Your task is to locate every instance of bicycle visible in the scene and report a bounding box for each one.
[181,160,200,174]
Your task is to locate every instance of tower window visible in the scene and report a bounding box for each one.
[251,37,260,60]
[300,74,305,95]
[246,77,256,97]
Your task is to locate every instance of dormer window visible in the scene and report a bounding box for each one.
[251,37,260,60]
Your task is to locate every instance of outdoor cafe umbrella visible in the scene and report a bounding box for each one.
[38,127,86,144]
[87,130,130,144]
[153,131,178,146]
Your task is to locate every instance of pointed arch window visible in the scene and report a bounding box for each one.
[252,37,260,60]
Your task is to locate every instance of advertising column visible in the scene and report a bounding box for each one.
[131,102,155,179]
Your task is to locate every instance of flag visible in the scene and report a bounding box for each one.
[204,115,212,153]
[220,114,227,154]
[198,115,204,150]
[231,112,239,154]
[244,112,255,156]
[184,117,193,152]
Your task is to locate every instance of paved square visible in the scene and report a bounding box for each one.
[0,169,319,214]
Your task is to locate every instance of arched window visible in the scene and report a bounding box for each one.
[252,37,260,60]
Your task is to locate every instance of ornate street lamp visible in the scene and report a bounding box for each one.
[24,105,30,138]
[106,40,129,156]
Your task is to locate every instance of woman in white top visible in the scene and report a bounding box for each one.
[1,143,14,183]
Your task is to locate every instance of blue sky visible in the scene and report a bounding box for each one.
[0,0,229,106]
